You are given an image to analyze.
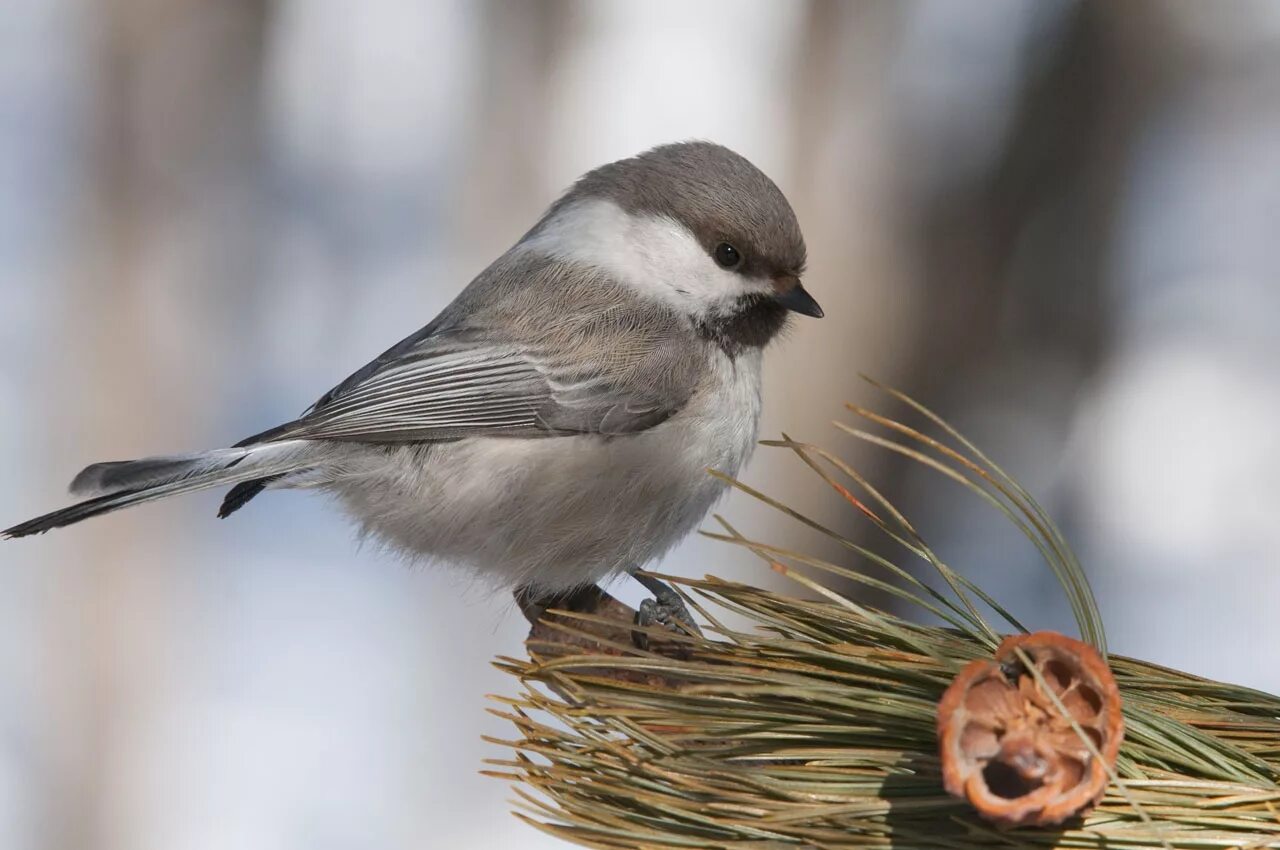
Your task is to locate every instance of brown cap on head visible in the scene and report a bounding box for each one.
[555,141,808,283]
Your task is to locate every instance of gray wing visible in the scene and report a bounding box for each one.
[244,250,701,445]
[257,331,683,444]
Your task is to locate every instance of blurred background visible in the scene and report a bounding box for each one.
[2,1,1279,847]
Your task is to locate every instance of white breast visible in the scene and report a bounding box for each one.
[666,347,764,478]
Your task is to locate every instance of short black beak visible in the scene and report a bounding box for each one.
[775,282,824,318]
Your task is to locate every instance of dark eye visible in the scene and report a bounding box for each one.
[713,242,741,269]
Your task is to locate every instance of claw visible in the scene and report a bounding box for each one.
[631,585,701,651]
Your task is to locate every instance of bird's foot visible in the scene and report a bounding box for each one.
[631,575,701,652]
[515,576,700,657]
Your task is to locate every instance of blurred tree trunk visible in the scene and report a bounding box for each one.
[876,1,1186,623]
[456,0,572,257]
[743,0,916,594]
[51,3,268,849]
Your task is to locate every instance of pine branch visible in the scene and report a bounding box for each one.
[488,382,1280,849]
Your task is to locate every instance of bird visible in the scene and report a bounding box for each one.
[4,141,821,636]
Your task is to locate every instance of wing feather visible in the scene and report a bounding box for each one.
[263,337,679,443]
[239,252,700,446]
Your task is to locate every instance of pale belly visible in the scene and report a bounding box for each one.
[331,350,764,593]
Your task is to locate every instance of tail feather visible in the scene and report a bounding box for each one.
[71,449,256,496]
[5,487,158,537]
[4,441,315,539]
[217,476,282,519]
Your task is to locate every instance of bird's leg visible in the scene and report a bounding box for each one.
[631,572,701,650]
[514,583,609,626]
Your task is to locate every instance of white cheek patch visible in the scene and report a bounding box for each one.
[520,199,772,315]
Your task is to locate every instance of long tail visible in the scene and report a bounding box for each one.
[3,440,316,539]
